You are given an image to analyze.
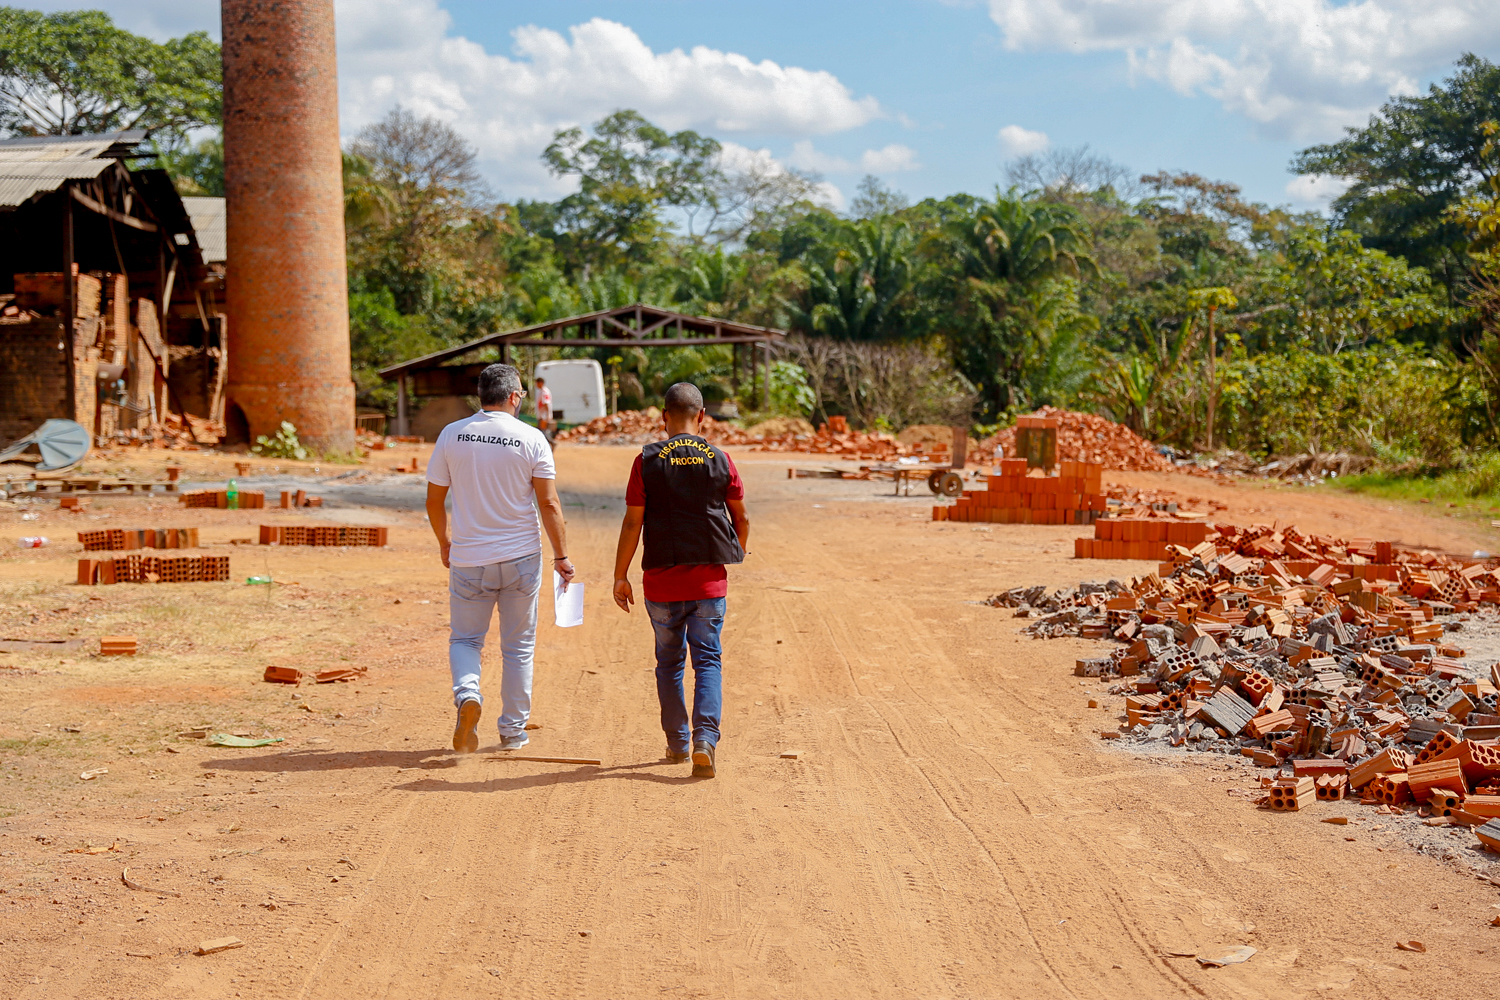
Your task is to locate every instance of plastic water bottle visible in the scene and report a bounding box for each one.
[245,576,272,585]
[227,478,238,510]
[18,537,48,548]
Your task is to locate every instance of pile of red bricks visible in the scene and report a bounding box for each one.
[181,489,267,509]
[732,416,906,459]
[934,459,1107,525]
[278,490,323,508]
[988,542,1500,849]
[983,406,1175,472]
[78,528,200,551]
[1076,518,1211,559]
[258,525,388,546]
[77,554,231,585]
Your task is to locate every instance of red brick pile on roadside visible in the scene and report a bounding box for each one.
[557,410,909,457]
[985,524,1500,851]
[983,406,1174,472]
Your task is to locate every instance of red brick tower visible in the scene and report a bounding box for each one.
[221,0,354,452]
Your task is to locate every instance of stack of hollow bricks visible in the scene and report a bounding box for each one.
[78,554,230,585]
[181,489,267,509]
[258,525,388,546]
[78,528,200,551]
[77,527,228,584]
[934,459,1107,525]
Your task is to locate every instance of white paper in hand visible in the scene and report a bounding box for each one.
[553,570,583,628]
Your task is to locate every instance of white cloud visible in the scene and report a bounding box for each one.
[718,141,846,210]
[1285,173,1354,209]
[860,143,922,172]
[987,1,1500,138]
[997,124,1050,156]
[334,1,882,198]
[786,140,854,173]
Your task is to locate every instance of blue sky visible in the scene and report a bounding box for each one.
[30,1,1500,213]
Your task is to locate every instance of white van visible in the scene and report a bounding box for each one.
[534,359,606,425]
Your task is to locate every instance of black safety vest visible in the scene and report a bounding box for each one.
[640,434,745,570]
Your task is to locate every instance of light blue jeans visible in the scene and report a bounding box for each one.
[448,552,541,738]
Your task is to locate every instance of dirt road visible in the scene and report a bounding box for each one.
[2,448,1499,998]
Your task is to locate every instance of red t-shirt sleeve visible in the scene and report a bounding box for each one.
[626,454,646,506]
[724,454,745,500]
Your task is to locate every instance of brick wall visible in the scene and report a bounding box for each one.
[0,316,97,441]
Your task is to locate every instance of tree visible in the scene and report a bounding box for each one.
[348,107,491,315]
[1262,228,1448,354]
[157,135,223,196]
[936,190,1098,418]
[1293,53,1500,290]
[782,217,918,341]
[543,109,723,273]
[0,7,219,141]
[849,175,908,219]
[1007,144,1136,200]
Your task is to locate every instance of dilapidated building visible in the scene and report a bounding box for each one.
[0,131,226,446]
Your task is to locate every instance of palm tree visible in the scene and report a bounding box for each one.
[783,217,917,341]
[939,190,1097,418]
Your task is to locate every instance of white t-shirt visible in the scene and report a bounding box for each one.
[536,386,552,418]
[427,410,555,567]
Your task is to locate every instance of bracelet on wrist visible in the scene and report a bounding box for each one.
[553,556,568,561]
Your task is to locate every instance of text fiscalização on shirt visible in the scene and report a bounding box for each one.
[456,433,526,447]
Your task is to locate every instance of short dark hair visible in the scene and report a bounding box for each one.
[477,364,522,406]
[535,377,545,384]
[663,382,704,417]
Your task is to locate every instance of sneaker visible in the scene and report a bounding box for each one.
[452,699,481,754]
[498,732,530,751]
[691,740,715,778]
[666,746,690,763]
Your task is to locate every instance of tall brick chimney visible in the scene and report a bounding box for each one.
[221,0,354,453]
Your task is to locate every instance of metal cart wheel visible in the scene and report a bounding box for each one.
[927,471,945,494]
[937,471,964,497]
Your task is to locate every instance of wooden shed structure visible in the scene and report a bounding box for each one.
[378,304,786,437]
[0,131,226,445]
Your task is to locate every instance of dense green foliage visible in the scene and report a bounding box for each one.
[0,7,219,142]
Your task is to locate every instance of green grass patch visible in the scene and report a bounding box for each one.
[1334,464,1500,521]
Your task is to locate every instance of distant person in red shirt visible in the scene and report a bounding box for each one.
[534,377,553,443]
[612,382,749,778]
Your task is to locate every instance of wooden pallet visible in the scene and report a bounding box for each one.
[2,478,179,494]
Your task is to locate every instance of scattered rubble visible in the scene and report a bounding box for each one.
[988,521,1500,852]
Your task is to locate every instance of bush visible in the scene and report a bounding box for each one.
[252,421,308,461]
[1212,345,1471,465]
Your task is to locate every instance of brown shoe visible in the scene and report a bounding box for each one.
[452,699,481,754]
[691,741,715,778]
[666,746,690,763]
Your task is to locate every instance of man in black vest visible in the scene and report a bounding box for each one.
[612,382,749,778]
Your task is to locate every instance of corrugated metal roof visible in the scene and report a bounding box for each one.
[181,197,226,263]
[0,131,146,208]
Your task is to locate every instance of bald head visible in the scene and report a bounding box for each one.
[663,382,704,418]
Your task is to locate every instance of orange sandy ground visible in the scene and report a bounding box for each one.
[0,446,1498,999]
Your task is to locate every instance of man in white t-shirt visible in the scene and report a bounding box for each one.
[426,363,576,753]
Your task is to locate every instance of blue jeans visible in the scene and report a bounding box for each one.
[448,553,541,738]
[646,598,725,750]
